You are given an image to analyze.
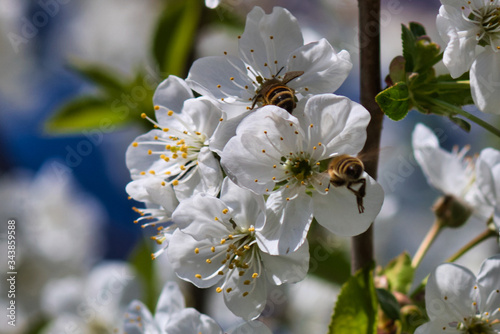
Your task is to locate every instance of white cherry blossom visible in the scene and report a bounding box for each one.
[126,75,224,201]
[412,123,495,222]
[437,0,500,114]
[168,178,309,320]
[220,94,384,255]
[415,255,500,334]
[475,148,500,230]
[186,6,352,115]
[123,281,271,333]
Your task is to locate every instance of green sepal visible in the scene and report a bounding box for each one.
[375,82,411,121]
[376,288,401,321]
[328,264,378,334]
[448,116,472,132]
[380,252,414,295]
[401,24,415,73]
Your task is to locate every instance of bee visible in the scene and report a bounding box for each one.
[251,68,304,113]
[328,154,366,214]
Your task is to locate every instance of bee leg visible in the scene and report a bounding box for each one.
[347,179,366,214]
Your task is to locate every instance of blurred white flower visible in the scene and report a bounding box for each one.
[41,261,141,334]
[475,148,500,230]
[412,123,496,223]
[437,0,500,114]
[0,162,105,333]
[415,255,500,334]
[205,0,221,9]
[123,281,271,333]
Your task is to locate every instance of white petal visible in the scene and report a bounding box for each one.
[412,124,469,196]
[210,110,251,155]
[126,130,169,178]
[205,0,220,9]
[470,49,500,114]
[414,320,461,334]
[287,40,352,95]
[261,240,309,285]
[425,263,477,322]
[168,230,224,288]
[126,177,178,214]
[312,173,383,236]
[164,309,223,334]
[154,282,185,328]
[223,262,268,320]
[153,76,194,125]
[197,147,223,196]
[226,321,272,334]
[172,193,231,237]
[437,5,479,77]
[186,55,254,102]
[239,6,303,78]
[219,177,266,230]
[476,255,500,315]
[260,190,313,255]
[123,300,159,334]
[300,94,371,157]
[182,97,223,138]
[476,148,500,208]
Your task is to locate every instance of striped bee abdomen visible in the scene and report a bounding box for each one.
[266,86,296,113]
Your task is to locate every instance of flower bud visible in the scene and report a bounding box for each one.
[433,194,472,228]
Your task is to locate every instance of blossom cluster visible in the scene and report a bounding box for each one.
[125,6,384,324]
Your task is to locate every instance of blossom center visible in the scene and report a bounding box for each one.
[459,315,496,334]
[282,154,320,184]
[462,2,500,46]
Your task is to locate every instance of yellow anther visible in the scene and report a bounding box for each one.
[167,110,174,116]
[221,239,226,244]
[132,142,138,147]
[254,179,258,182]
[216,287,222,293]
[217,84,221,88]
[154,105,160,111]
[172,180,179,186]
[310,124,314,128]
[272,177,276,180]
[141,113,147,119]
[248,227,255,232]
[222,208,229,214]
[149,170,156,175]
[226,288,232,293]
[182,153,188,159]
[252,273,258,278]
[325,188,329,192]
[206,259,212,264]
[244,280,251,285]
[219,118,224,121]
[195,274,202,279]
[147,149,152,155]
[218,270,224,275]
[215,217,219,221]
[270,35,274,39]
[262,149,266,153]
[239,271,245,276]
[172,153,178,159]
[162,128,169,132]
[242,292,249,297]
[195,248,200,254]
[286,197,290,201]
[180,165,186,171]
[151,254,156,260]
[273,165,277,168]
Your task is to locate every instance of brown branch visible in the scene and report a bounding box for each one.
[351,0,384,274]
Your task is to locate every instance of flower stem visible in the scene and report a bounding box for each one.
[411,219,444,269]
[445,228,498,263]
[351,0,383,274]
[428,98,500,137]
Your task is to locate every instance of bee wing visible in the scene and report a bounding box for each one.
[282,71,304,84]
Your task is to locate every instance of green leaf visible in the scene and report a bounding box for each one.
[376,288,401,321]
[153,0,202,77]
[328,265,378,334]
[409,22,427,38]
[45,97,130,134]
[401,24,415,72]
[382,252,414,294]
[449,116,472,132]
[129,239,158,311]
[68,59,126,96]
[375,82,411,121]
